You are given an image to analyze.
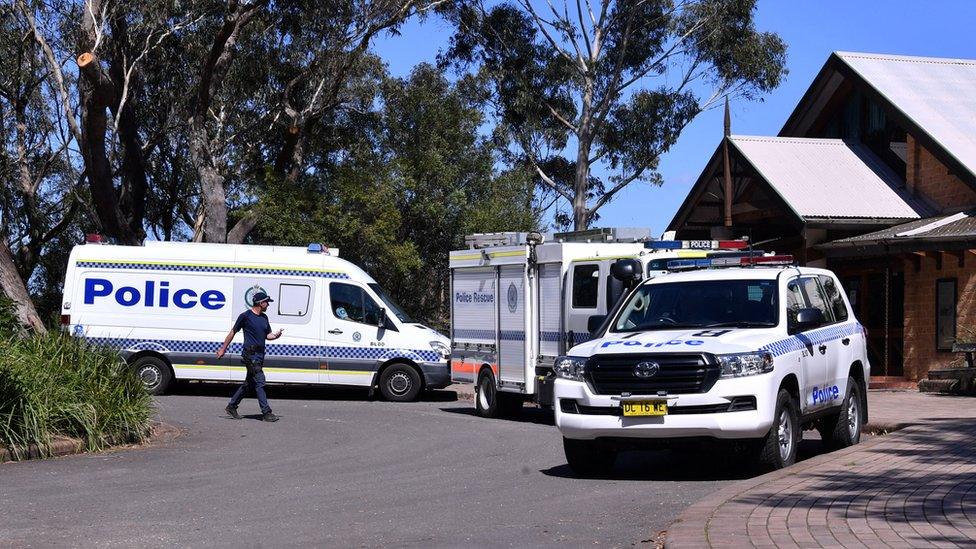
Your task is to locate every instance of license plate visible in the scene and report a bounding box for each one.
[621,400,668,417]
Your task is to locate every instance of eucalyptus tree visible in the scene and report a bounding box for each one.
[443,0,787,229]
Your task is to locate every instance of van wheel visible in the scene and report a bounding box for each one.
[756,388,800,471]
[131,356,172,395]
[818,380,863,450]
[379,363,422,402]
[563,437,616,477]
[475,371,500,418]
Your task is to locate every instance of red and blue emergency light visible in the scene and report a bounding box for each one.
[645,239,748,251]
[666,254,794,270]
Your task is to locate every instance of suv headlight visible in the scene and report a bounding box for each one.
[554,356,587,381]
[429,340,450,358]
[717,352,774,378]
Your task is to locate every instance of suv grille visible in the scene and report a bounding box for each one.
[585,353,719,395]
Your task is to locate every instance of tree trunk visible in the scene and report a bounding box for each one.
[0,241,46,334]
[573,136,592,230]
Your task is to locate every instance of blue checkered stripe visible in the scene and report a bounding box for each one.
[540,331,591,344]
[84,337,439,363]
[76,261,349,279]
[759,323,863,358]
[453,328,495,340]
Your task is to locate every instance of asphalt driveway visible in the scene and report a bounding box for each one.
[0,383,829,547]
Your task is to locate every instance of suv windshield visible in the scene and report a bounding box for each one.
[612,279,778,332]
[367,283,413,323]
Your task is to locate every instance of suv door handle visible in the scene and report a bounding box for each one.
[328,329,343,335]
[841,338,850,345]
[818,344,827,355]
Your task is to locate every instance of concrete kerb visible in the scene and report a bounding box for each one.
[0,422,181,463]
[662,424,928,548]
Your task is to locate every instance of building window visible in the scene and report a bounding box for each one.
[936,279,957,351]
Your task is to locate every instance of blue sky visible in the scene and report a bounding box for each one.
[373,1,976,236]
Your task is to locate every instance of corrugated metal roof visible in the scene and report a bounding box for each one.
[729,135,928,220]
[836,51,976,180]
[821,209,976,247]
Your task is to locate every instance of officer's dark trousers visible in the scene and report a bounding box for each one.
[228,351,272,414]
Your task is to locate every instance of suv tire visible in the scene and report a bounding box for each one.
[818,380,863,450]
[563,437,616,477]
[757,388,800,471]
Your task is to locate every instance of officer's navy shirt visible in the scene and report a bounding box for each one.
[233,310,271,349]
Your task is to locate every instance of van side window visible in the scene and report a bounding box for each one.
[786,279,806,332]
[818,275,849,322]
[330,283,382,325]
[572,264,599,309]
[800,277,834,323]
[278,284,311,317]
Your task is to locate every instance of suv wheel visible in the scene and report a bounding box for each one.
[818,380,863,450]
[563,437,616,477]
[757,388,800,471]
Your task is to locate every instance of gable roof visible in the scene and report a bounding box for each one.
[729,136,929,221]
[781,51,976,189]
[666,135,931,232]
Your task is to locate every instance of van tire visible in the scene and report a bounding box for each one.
[379,363,422,402]
[475,371,500,418]
[756,388,800,471]
[563,437,616,477]
[818,380,862,450]
[131,356,173,396]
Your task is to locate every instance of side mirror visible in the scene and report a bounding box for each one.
[587,314,606,335]
[792,307,825,333]
[611,259,641,282]
[377,308,387,329]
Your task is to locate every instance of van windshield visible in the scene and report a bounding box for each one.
[368,283,413,323]
[612,279,778,332]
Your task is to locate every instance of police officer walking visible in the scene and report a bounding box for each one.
[216,291,283,422]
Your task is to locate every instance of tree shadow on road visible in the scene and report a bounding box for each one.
[163,381,458,403]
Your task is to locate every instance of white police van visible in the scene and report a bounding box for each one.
[553,255,870,473]
[449,229,759,418]
[60,237,450,401]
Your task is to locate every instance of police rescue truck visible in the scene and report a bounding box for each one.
[448,229,757,418]
[61,238,450,401]
[553,255,870,473]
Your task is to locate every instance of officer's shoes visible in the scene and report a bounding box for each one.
[225,406,241,420]
[261,412,279,422]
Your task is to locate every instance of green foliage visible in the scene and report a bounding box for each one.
[442,0,788,228]
[0,331,154,458]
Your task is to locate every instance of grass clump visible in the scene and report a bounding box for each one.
[0,329,154,459]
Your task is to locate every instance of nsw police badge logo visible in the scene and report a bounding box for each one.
[634,361,660,378]
[244,285,267,307]
[353,331,362,342]
[507,282,518,313]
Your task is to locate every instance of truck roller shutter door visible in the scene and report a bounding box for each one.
[450,268,496,383]
[538,263,562,360]
[498,265,526,386]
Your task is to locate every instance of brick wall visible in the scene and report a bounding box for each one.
[902,251,976,380]
[906,134,976,212]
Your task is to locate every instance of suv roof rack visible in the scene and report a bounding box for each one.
[667,254,795,271]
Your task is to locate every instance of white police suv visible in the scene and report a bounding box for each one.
[553,256,870,474]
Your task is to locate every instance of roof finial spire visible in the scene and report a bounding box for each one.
[724,95,731,137]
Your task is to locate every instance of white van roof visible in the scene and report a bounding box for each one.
[69,241,375,283]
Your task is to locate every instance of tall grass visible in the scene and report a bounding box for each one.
[0,332,154,459]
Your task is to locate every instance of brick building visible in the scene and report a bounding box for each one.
[668,52,976,383]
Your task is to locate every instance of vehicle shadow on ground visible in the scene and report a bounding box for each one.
[164,382,458,403]
[541,438,831,482]
[438,406,556,427]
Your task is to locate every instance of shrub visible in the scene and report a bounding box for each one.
[0,332,154,458]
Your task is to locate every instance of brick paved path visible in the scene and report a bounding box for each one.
[667,420,976,548]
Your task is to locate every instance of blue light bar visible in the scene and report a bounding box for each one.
[667,258,711,269]
[645,240,682,249]
[307,243,323,253]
